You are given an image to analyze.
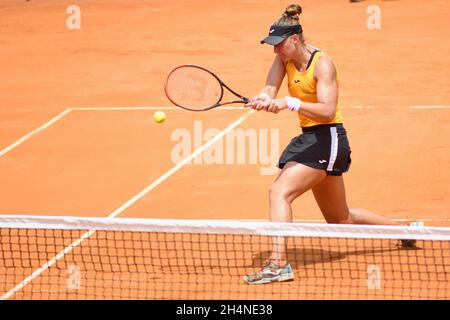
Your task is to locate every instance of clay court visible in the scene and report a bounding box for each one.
[0,0,449,299]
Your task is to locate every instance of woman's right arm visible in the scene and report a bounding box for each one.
[246,55,285,110]
[261,55,286,98]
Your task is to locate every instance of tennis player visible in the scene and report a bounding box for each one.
[243,4,410,285]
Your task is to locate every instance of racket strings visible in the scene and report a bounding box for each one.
[165,67,222,109]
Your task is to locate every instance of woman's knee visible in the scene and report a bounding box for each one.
[327,208,368,224]
[324,209,353,224]
[269,182,283,199]
[269,182,297,203]
[325,216,353,224]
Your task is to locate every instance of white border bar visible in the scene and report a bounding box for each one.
[1,214,449,240]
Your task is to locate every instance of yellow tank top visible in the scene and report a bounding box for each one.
[285,50,343,128]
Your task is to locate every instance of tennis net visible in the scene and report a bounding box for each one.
[1,215,449,300]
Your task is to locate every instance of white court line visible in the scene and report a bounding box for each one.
[0,106,247,158]
[2,103,447,160]
[2,103,445,158]
[0,108,72,158]
[74,105,375,111]
[72,105,450,111]
[0,109,256,300]
[410,106,450,109]
[72,106,247,111]
[236,218,450,223]
[351,106,373,109]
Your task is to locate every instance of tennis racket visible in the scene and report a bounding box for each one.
[164,65,249,111]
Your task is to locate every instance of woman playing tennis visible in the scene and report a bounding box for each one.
[243,4,411,285]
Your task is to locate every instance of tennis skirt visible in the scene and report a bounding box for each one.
[278,123,352,176]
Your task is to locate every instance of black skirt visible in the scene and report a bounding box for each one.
[278,124,352,176]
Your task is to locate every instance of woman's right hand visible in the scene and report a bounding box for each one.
[245,93,272,111]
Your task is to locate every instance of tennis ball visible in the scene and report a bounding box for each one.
[153,111,167,124]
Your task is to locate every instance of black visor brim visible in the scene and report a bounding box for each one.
[260,36,286,46]
[260,24,302,46]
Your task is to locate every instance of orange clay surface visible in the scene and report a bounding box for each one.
[0,0,449,299]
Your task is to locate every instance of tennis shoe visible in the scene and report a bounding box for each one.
[400,221,424,249]
[243,261,294,285]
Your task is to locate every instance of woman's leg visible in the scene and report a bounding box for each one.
[244,162,326,284]
[268,162,326,265]
[311,175,399,225]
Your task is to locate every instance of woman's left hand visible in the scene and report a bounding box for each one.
[266,98,287,114]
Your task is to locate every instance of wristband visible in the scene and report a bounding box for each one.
[259,92,272,102]
[284,96,302,112]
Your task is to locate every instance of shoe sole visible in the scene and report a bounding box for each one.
[243,273,295,285]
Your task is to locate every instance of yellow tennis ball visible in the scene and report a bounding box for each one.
[153,111,167,124]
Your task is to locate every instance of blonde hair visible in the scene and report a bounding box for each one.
[273,4,305,44]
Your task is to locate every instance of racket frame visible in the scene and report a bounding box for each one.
[164,64,249,111]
